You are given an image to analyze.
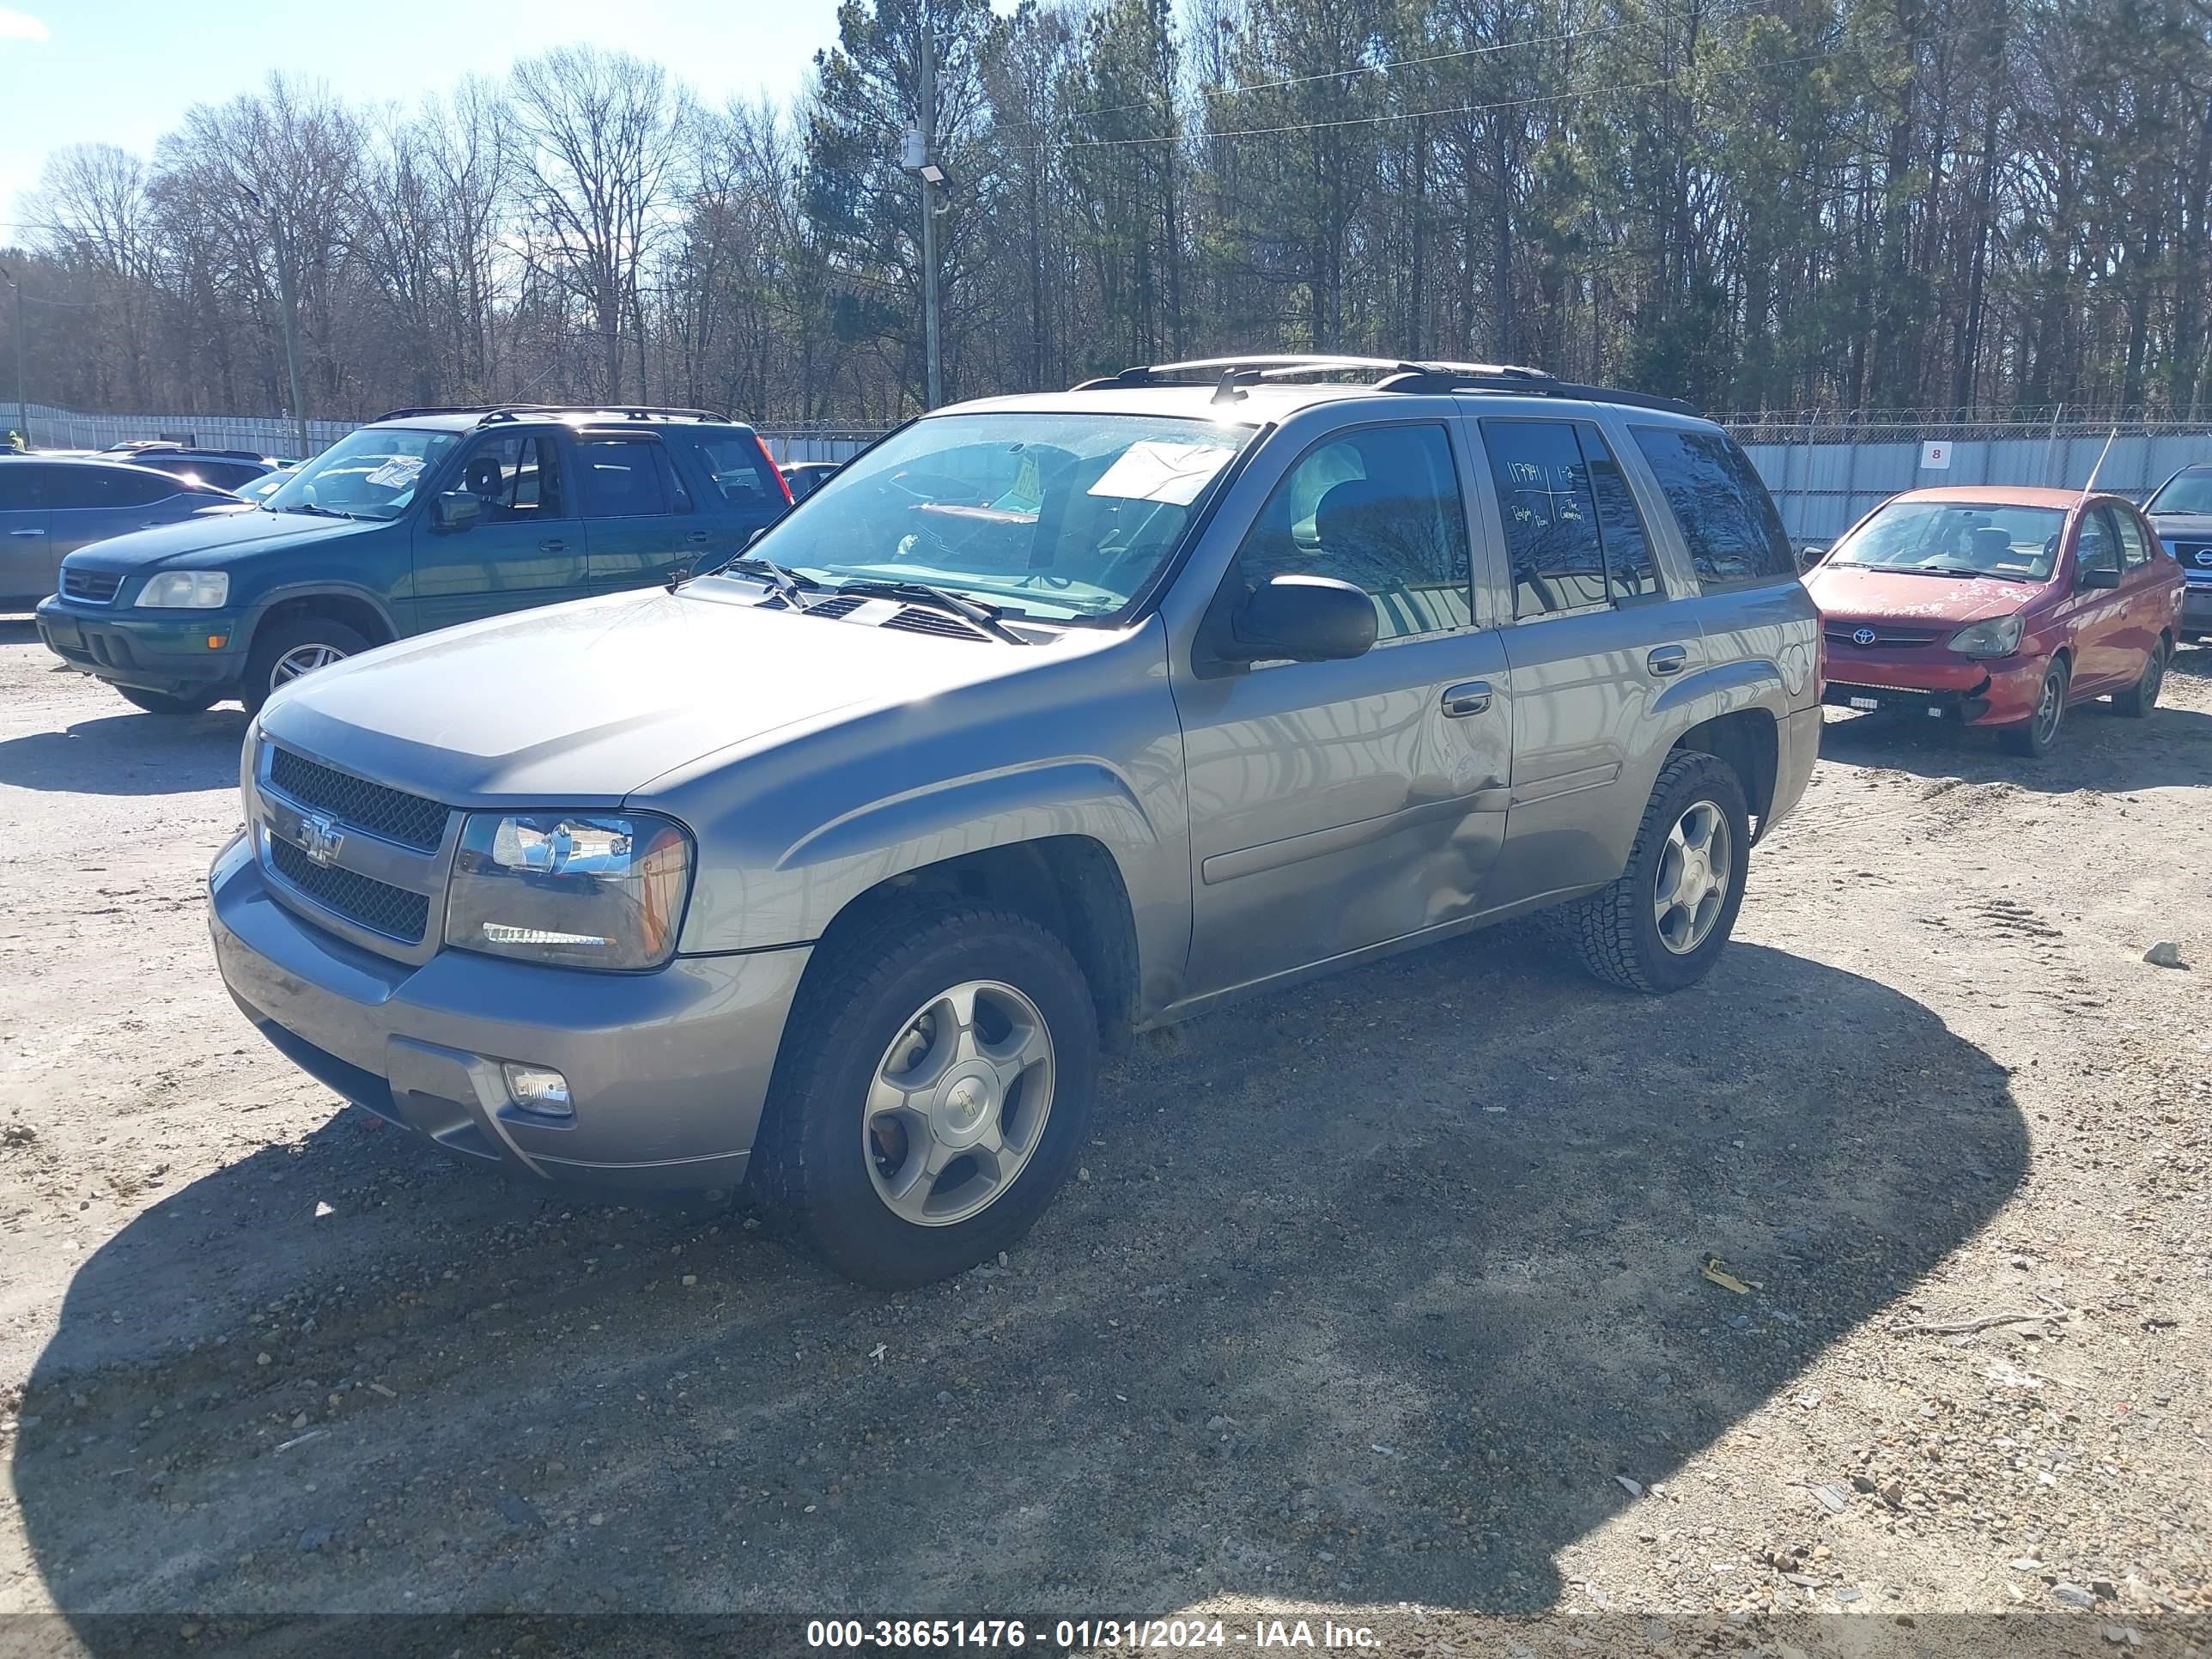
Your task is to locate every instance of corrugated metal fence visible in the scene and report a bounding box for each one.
[21,404,2211,547]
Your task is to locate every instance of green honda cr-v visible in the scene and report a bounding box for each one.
[33,404,793,714]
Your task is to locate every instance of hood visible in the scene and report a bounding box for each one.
[62,507,371,572]
[2148,510,2212,542]
[1805,562,2038,627]
[259,582,1086,805]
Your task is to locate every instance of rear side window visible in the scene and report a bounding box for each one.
[1483,419,1659,617]
[2114,508,2151,569]
[1629,425,1795,588]
[46,466,180,510]
[687,434,778,506]
[577,438,673,518]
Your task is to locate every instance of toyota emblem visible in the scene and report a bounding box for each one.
[1850,627,1878,647]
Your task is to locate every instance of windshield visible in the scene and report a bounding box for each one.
[2147,468,2212,517]
[263,427,458,521]
[721,411,1255,623]
[1828,500,2067,581]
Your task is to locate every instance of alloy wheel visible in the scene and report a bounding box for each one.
[1653,799,1731,956]
[863,979,1056,1228]
[270,642,347,690]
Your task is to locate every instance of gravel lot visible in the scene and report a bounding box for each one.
[0,619,2207,1655]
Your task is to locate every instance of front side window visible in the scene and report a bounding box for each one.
[456,433,567,522]
[1484,419,1658,617]
[1630,425,1795,587]
[738,410,1254,624]
[264,427,459,521]
[1227,423,1471,642]
[46,465,182,510]
[1828,499,2066,583]
[2077,508,2121,575]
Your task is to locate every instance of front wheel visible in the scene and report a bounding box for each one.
[115,685,216,715]
[1547,751,1752,994]
[241,617,370,714]
[1998,658,2069,757]
[2112,638,2168,718]
[759,902,1098,1289]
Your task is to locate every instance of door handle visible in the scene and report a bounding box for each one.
[1647,645,1689,677]
[10,527,45,538]
[684,530,711,544]
[538,538,566,553]
[1441,680,1492,718]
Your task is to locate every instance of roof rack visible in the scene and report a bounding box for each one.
[1067,354,1698,416]
[372,402,733,425]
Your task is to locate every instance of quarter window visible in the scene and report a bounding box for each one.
[1629,425,1795,587]
[2113,508,2151,569]
[1227,423,1471,643]
[1484,419,1659,618]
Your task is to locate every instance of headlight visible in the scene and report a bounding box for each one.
[444,812,694,970]
[137,570,230,608]
[1949,614,2025,658]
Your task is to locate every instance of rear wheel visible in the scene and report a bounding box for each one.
[1998,658,2069,757]
[758,902,1097,1288]
[241,617,370,714]
[2112,637,2168,718]
[1547,750,1751,994]
[115,686,216,715]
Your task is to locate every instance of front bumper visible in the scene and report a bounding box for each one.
[208,832,811,1189]
[35,595,250,696]
[2183,583,2212,635]
[1820,645,2044,727]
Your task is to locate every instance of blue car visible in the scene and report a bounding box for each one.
[2143,463,2212,643]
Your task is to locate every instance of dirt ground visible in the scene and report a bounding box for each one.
[0,617,2208,1656]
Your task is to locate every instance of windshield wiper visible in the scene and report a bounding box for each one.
[282,502,353,520]
[698,553,824,604]
[831,579,1026,643]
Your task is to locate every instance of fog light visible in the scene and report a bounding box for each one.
[206,635,228,649]
[501,1063,573,1118]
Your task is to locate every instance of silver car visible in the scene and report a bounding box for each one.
[0,456,236,605]
[207,357,1821,1286]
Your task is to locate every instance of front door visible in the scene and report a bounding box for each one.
[410,429,586,631]
[1174,420,1511,999]
[2067,505,2136,690]
[1474,416,1697,898]
[576,434,695,592]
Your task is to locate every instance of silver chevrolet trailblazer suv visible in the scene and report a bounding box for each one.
[208,357,1821,1287]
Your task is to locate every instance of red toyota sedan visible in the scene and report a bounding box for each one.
[1806,486,2182,756]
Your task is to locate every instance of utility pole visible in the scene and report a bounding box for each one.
[0,263,25,448]
[903,16,945,411]
[241,186,311,459]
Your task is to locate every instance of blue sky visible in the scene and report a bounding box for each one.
[0,0,862,234]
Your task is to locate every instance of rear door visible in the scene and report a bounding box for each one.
[410,428,586,630]
[2110,504,2173,676]
[0,463,52,599]
[672,430,787,561]
[576,433,695,592]
[1474,416,1692,900]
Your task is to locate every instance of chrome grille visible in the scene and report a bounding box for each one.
[61,568,122,605]
[267,748,447,851]
[267,836,431,942]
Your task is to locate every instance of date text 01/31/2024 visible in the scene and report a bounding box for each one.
[805,1619,1383,1650]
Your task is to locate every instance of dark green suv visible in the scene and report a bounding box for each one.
[34,404,793,714]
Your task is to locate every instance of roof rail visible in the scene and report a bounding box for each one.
[372,402,734,425]
[1376,365,1699,416]
[1072,355,1436,391]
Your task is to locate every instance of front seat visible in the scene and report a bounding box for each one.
[463,455,505,518]
[1970,526,2013,566]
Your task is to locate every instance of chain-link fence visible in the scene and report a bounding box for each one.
[16,403,352,459]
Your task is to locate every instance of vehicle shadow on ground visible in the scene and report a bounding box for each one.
[1817,676,2212,793]
[13,939,2025,1629]
[0,705,249,794]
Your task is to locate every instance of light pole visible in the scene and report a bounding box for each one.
[0,263,25,449]
[240,187,310,459]
[898,21,947,410]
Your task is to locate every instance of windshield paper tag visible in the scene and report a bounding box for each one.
[1086,441,1232,506]
[362,456,425,489]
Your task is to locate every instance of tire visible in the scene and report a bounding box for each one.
[241,617,371,714]
[758,902,1099,1289]
[1546,750,1751,994]
[1998,657,2069,757]
[115,685,216,715]
[2112,637,2169,718]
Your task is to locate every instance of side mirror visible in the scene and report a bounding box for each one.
[1797,544,1828,570]
[1221,574,1377,665]
[434,490,482,533]
[2078,565,2121,591]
